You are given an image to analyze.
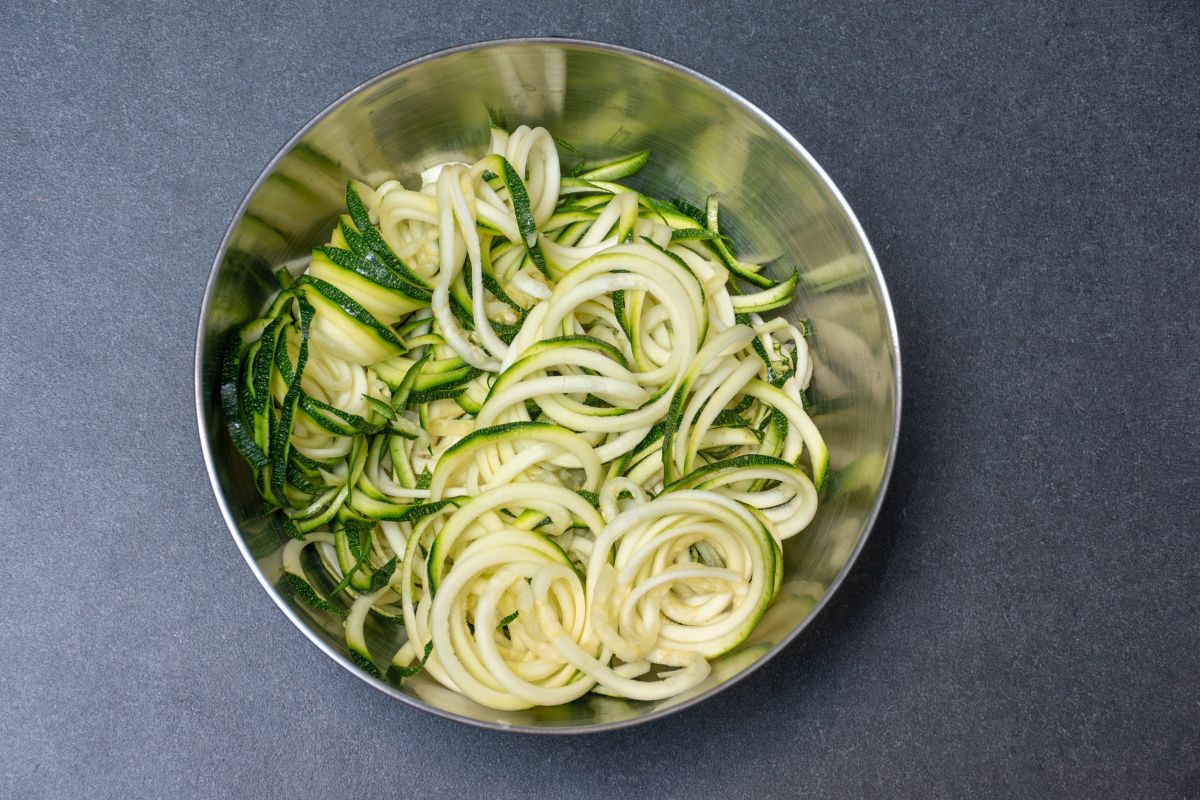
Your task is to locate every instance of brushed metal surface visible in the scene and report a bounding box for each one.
[195,38,901,733]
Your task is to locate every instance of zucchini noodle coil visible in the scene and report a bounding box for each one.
[221,123,829,709]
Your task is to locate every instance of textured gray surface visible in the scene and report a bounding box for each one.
[2,1,1197,797]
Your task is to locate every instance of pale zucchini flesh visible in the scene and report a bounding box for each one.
[220,121,829,710]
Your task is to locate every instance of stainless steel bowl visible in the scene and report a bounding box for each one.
[195,38,901,733]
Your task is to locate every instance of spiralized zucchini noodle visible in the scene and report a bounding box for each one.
[221,123,828,710]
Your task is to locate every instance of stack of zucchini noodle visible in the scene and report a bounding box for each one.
[221,123,827,710]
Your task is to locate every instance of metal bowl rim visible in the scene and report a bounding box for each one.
[194,35,902,735]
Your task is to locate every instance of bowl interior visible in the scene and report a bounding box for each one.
[197,39,899,732]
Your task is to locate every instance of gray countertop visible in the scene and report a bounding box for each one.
[3,2,1197,798]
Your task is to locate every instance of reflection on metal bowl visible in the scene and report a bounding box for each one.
[195,38,901,733]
